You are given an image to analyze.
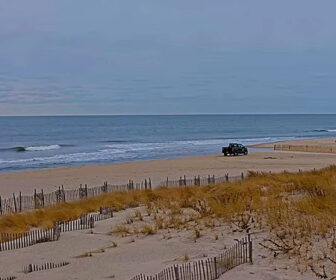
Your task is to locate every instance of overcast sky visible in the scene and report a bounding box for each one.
[0,0,335,115]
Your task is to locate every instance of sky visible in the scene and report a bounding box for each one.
[0,0,335,115]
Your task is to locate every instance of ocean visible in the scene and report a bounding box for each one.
[0,114,336,172]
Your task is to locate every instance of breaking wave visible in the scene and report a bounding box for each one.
[9,145,62,152]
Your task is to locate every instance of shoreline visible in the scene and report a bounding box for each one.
[0,137,335,196]
[1,136,333,176]
[0,137,335,197]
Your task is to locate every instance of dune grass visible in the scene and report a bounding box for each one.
[1,166,335,235]
[1,166,336,276]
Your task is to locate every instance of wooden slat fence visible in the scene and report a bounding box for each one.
[57,215,94,233]
[24,261,69,273]
[158,173,244,188]
[88,207,114,222]
[130,235,252,280]
[274,144,335,154]
[0,173,246,216]
[0,277,16,280]
[0,209,114,252]
[0,179,152,216]
[0,227,57,252]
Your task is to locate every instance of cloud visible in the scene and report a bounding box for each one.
[0,1,336,114]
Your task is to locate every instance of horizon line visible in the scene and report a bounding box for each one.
[1,113,336,117]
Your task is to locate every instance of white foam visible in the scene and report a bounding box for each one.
[0,136,300,170]
[25,145,61,151]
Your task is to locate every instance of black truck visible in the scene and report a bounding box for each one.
[222,143,248,156]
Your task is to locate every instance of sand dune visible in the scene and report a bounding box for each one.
[0,207,315,280]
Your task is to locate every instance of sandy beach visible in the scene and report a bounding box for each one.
[0,142,336,197]
[1,137,336,197]
[250,137,336,148]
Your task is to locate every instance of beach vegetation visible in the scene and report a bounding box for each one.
[140,224,157,235]
[1,166,336,277]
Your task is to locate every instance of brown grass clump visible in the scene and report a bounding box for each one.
[193,228,201,240]
[109,225,134,237]
[181,253,189,261]
[134,210,143,221]
[76,251,93,258]
[76,248,105,258]
[140,224,157,235]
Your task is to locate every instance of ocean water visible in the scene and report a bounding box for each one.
[0,114,336,172]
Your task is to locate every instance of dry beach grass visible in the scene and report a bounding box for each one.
[1,166,336,278]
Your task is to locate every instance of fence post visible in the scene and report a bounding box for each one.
[248,234,252,264]
[62,185,65,202]
[41,189,45,207]
[0,195,2,215]
[19,192,22,212]
[89,216,94,228]
[34,189,36,209]
[184,175,187,186]
[174,265,179,280]
[241,172,244,180]
[166,177,169,187]
[214,257,218,278]
[53,222,60,241]
[13,193,17,213]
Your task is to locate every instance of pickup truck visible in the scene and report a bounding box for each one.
[222,143,248,156]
